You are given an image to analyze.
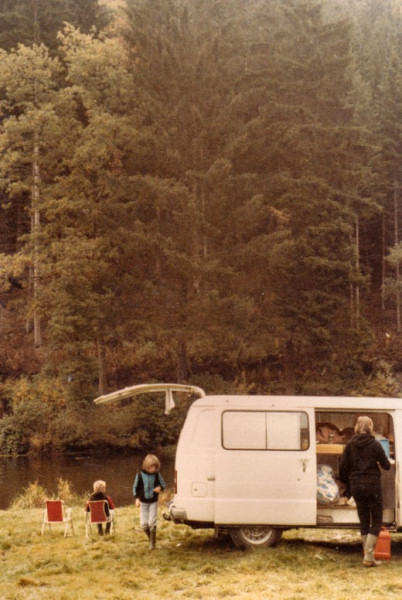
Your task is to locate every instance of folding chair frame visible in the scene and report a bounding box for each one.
[41,499,74,537]
[85,500,115,538]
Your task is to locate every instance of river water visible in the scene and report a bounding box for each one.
[0,451,175,510]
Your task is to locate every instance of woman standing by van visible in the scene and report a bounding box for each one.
[339,416,391,567]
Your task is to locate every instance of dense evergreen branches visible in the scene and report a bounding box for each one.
[0,0,401,453]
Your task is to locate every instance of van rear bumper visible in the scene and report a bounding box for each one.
[170,505,188,522]
[168,504,214,529]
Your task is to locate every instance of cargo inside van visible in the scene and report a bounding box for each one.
[315,410,395,526]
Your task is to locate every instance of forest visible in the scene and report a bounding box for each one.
[0,0,401,455]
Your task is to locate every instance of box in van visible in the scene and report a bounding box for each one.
[94,384,399,549]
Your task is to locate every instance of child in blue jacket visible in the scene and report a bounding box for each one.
[133,454,166,549]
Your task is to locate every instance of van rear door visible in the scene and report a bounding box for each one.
[214,408,316,526]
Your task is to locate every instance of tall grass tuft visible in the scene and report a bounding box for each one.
[10,478,86,510]
[57,478,87,506]
[10,481,47,509]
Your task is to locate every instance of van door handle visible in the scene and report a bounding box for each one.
[207,476,215,481]
[300,459,308,472]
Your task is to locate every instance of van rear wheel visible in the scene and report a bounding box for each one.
[230,526,282,549]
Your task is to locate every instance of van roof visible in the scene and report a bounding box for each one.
[190,395,402,411]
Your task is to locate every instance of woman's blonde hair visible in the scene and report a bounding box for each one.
[355,416,374,435]
[143,454,160,471]
[93,480,106,493]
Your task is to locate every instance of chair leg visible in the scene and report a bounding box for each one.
[64,521,74,537]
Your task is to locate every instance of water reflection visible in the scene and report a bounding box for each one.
[0,451,175,510]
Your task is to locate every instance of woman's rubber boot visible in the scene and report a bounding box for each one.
[143,525,150,542]
[149,526,156,550]
[363,534,381,567]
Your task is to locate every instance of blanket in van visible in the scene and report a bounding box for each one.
[317,464,340,504]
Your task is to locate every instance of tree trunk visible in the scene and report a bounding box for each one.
[355,215,360,331]
[176,338,190,383]
[33,0,40,45]
[350,215,360,330]
[97,338,107,395]
[283,337,296,394]
[394,181,401,332]
[32,143,42,348]
[381,211,386,312]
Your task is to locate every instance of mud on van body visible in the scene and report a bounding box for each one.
[94,385,400,549]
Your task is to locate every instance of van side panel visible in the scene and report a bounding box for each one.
[173,407,216,523]
[214,408,317,526]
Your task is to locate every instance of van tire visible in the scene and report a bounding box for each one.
[230,526,282,549]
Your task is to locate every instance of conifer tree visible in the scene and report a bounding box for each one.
[0,0,399,403]
[346,0,402,335]
[374,14,402,332]
[0,43,63,347]
[0,28,140,390]
[0,0,110,51]
[225,0,379,389]
[35,26,143,392]
[121,0,262,380]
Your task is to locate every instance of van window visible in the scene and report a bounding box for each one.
[222,411,309,450]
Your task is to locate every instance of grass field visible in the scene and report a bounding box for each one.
[1,503,402,600]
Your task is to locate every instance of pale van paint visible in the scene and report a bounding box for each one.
[94,386,401,532]
[171,394,401,530]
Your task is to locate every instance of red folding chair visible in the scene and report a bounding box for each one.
[41,500,74,537]
[85,500,114,538]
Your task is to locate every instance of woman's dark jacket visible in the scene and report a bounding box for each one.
[339,433,391,496]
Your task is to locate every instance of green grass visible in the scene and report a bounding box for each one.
[1,505,402,599]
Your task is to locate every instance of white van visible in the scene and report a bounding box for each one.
[94,384,399,548]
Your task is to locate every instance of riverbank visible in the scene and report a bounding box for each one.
[1,506,402,600]
[0,451,176,510]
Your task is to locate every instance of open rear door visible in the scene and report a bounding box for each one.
[94,383,205,414]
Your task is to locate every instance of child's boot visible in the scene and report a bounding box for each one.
[149,526,156,550]
[142,524,150,542]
